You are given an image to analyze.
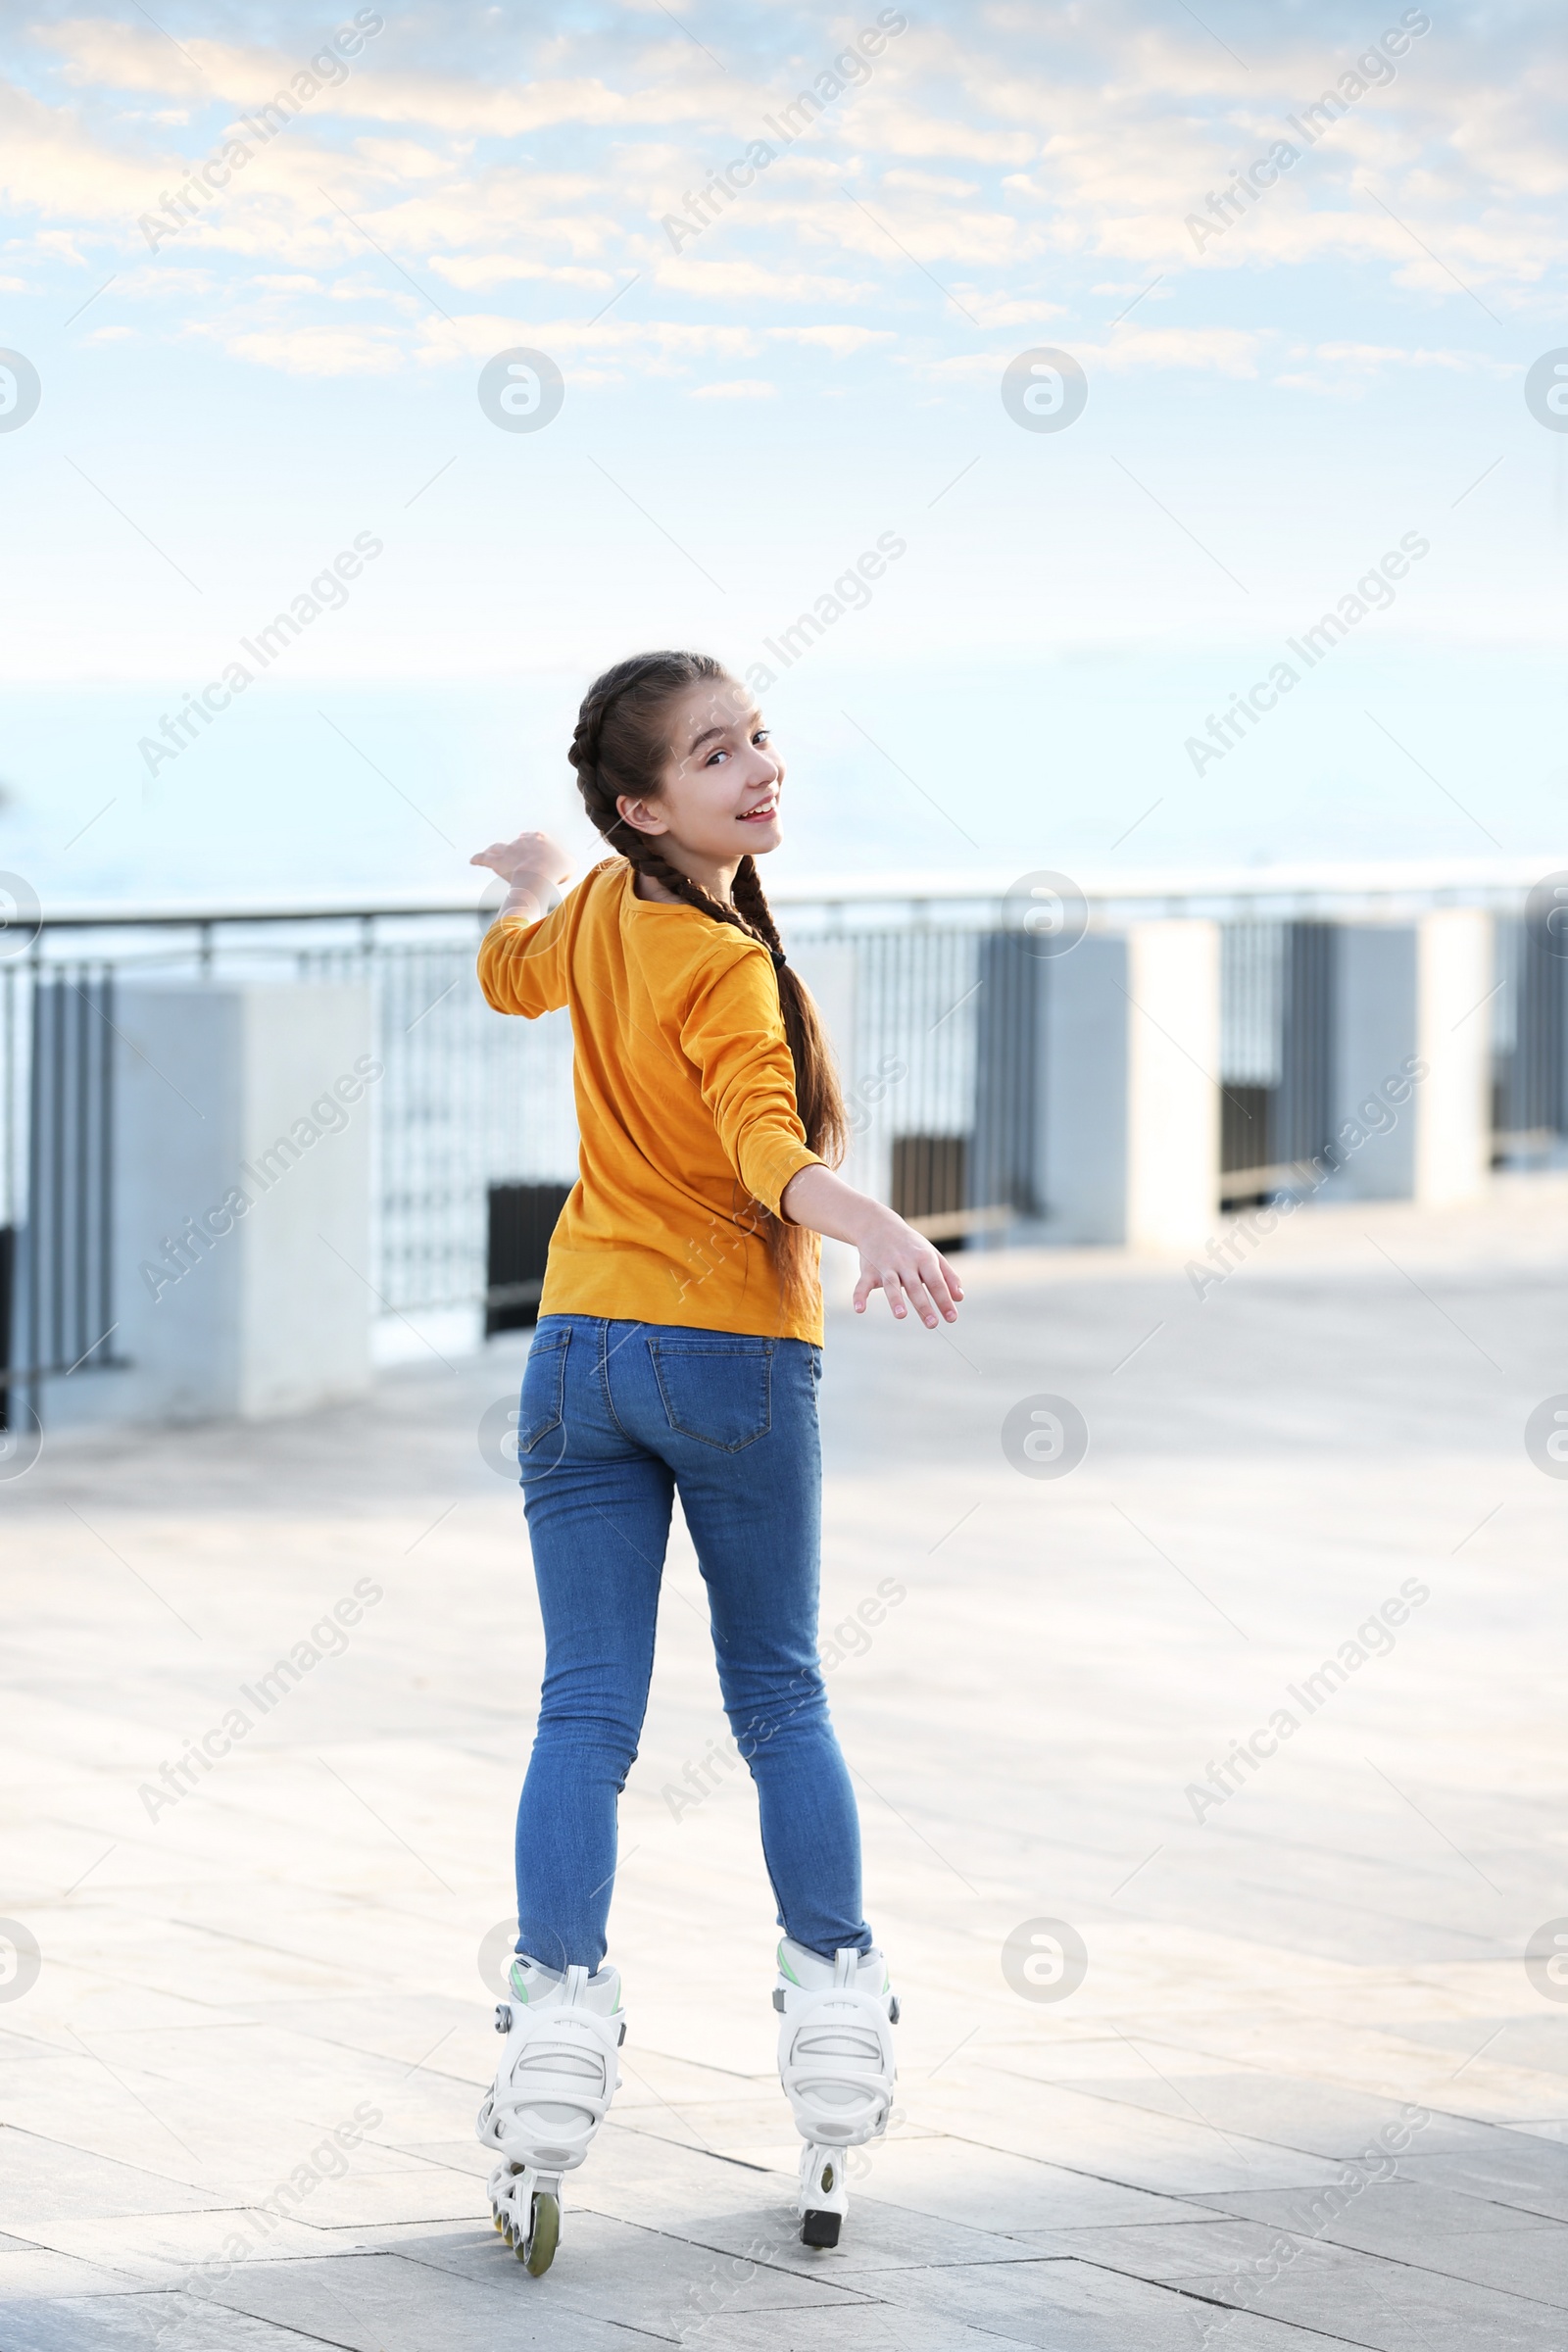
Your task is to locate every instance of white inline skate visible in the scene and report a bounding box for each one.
[774,1939,899,2248]
[476,1953,624,2276]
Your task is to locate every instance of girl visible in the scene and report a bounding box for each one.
[469,650,962,2276]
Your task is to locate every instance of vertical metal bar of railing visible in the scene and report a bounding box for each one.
[1279,922,1334,1172]
[24,958,43,1435]
[74,966,89,1371]
[100,969,115,1363]
[49,979,64,1370]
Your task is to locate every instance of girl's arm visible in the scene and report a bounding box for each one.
[470,830,576,1019]
[779,1163,963,1329]
[470,829,574,923]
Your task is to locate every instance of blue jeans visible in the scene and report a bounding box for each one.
[513,1315,871,1973]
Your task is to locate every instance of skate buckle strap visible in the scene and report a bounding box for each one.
[476,1966,623,2174]
[777,1961,897,2150]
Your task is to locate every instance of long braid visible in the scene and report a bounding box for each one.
[732,854,846,1169]
[566,652,846,1304]
[729,853,786,961]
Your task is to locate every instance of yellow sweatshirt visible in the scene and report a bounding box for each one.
[477,858,823,1342]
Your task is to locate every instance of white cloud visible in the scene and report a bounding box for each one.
[403,311,764,375]
[38,19,209,100]
[35,20,728,133]
[822,187,1046,270]
[428,253,614,290]
[1091,323,1268,376]
[881,168,981,196]
[690,376,776,397]
[766,323,893,353]
[0,75,163,218]
[1308,340,1514,375]
[651,255,878,304]
[946,289,1067,326]
[848,95,1036,166]
[5,4,1564,370]
[914,322,1269,384]
[219,320,407,373]
[348,136,453,182]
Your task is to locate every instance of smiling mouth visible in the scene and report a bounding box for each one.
[739,799,778,821]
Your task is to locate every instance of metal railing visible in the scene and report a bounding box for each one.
[1217,921,1339,1201]
[0,904,576,1415]
[2,962,121,1421]
[3,861,1565,1416]
[1493,912,1567,1158]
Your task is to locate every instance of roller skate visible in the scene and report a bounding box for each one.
[773,1939,898,2248]
[476,1953,624,2277]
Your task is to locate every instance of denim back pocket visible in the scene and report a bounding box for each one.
[649,1335,772,1451]
[517,1323,570,1453]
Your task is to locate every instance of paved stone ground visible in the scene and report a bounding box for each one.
[5,1177,1568,2350]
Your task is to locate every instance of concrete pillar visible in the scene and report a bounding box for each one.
[1126,921,1221,1251]
[45,984,376,1430]
[1293,918,1491,1207]
[1416,908,1494,1205]
[1042,922,1219,1250]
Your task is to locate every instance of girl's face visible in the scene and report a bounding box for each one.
[616,676,783,865]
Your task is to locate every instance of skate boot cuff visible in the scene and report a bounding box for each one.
[477,1962,626,2175]
[775,1945,898,2151]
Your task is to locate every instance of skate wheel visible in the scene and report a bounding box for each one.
[802,2208,841,2249]
[492,2211,505,2233]
[519,2189,560,2276]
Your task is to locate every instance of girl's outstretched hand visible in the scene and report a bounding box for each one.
[778,1165,964,1330]
[470,831,573,925]
[470,830,573,888]
[851,1208,964,1328]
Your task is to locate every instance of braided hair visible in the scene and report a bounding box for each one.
[567,651,846,1303]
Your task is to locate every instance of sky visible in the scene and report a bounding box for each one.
[1,0,1565,906]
